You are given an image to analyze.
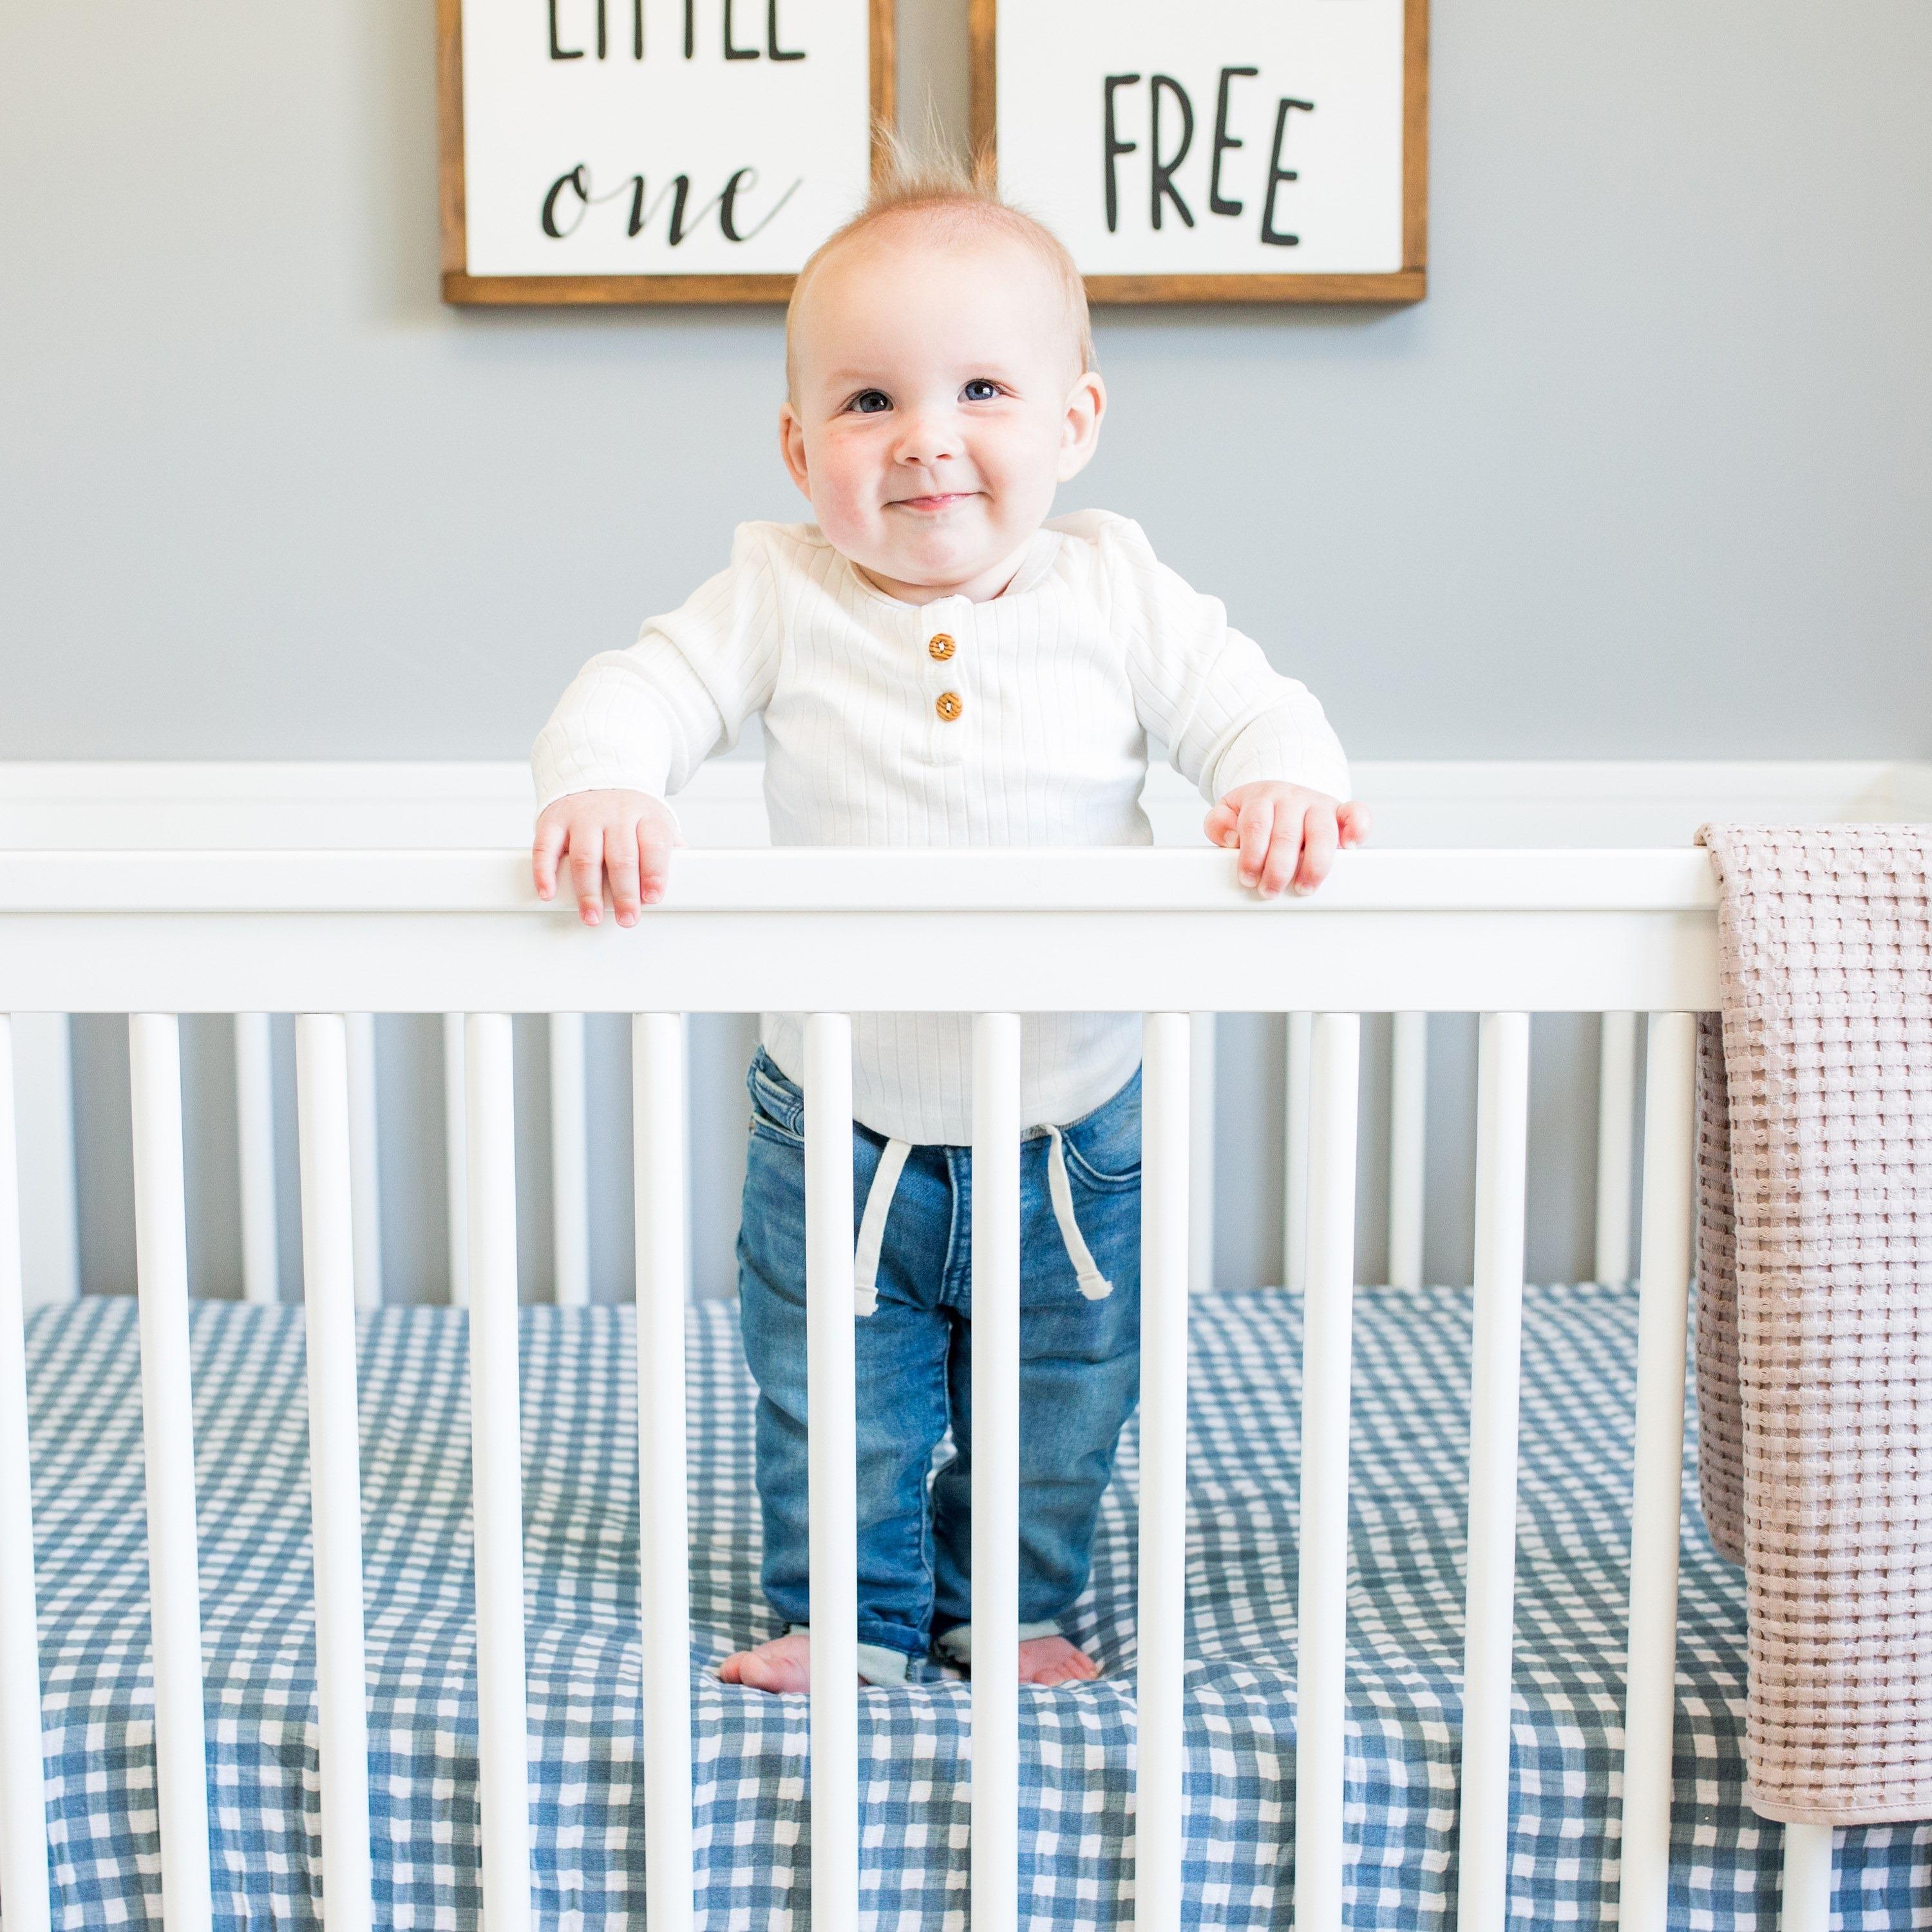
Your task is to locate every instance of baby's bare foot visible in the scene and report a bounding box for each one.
[718,1632,816,1693]
[1016,1635,1101,1686]
[722,1630,1100,1691]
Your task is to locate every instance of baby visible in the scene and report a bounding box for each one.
[530,153,1367,1692]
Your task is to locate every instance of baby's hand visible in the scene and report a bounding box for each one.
[531,789,682,927]
[1203,783,1371,898]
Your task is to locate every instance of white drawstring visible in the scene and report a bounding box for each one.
[1045,1126,1114,1300]
[851,1128,1113,1313]
[853,1138,911,1316]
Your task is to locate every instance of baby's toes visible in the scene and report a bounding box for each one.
[1017,1636,1101,1685]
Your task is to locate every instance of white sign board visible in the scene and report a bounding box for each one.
[974,0,1425,302]
[441,0,887,302]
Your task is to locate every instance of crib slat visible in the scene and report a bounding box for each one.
[679,1015,696,1306]
[1282,1012,1312,1293]
[345,1013,383,1309]
[1188,1012,1215,1295]
[0,1017,53,1932]
[1779,1821,1835,1932]
[550,1013,590,1307]
[1293,1012,1361,1932]
[1595,1012,1638,1282]
[1457,1012,1531,1929]
[632,1014,695,1932]
[129,1014,215,1931]
[294,1016,374,1932]
[970,1013,1021,1931]
[1388,1010,1428,1289]
[804,1013,858,1930]
[1616,1010,1696,1932]
[1137,1012,1191,1932]
[234,1013,280,1304]
[444,1014,469,1307]
[465,1013,534,1932]
[10,1016,79,1311]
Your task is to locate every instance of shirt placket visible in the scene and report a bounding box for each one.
[922,601,971,766]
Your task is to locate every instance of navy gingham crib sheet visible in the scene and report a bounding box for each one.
[19,1287,1931,1929]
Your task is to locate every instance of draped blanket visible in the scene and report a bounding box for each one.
[1694,824,1932,1824]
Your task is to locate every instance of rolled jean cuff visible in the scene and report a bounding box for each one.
[934,1620,1062,1666]
[787,1625,916,1688]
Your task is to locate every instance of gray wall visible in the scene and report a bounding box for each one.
[5,2,1929,760]
[8,3,1929,1300]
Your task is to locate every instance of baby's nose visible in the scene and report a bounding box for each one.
[893,412,960,465]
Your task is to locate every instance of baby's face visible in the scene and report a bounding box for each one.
[781,220,1104,603]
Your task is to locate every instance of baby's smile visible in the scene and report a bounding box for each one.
[889,490,981,514]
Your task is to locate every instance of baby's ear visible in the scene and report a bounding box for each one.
[777,402,812,498]
[1057,370,1107,481]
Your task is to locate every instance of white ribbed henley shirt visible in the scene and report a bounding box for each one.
[532,509,1349,1144]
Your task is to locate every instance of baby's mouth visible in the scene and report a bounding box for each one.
[889,491,979,515]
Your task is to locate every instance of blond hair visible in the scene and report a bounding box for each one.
[785,132,1094,397]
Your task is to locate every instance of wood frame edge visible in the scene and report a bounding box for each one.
[442,270,796,307]
[1084,270,1425,307]
[968,0,998,163]
[436,0,466,279]
[1403,0,1430,273]
[869,0,896,179]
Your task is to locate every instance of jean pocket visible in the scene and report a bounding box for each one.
[746,1054,806,1146]
[1057,1072,1142,1190]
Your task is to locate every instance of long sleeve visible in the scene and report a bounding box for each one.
[531,522,789,812]
[1096,515,1351,806]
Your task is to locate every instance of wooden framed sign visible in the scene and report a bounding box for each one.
[969,0,1426,305]
[439,0,896,305]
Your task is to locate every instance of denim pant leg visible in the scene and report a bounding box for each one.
[735,1052,954,1666]
[931,1068,1144,1638]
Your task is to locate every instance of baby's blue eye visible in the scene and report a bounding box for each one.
[848,390,891,414]
[962,379,1001,402]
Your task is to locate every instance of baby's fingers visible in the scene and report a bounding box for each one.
[1258,810,1307,898]
[1203,799,1240,849]
[567,825,607,926]
[605,822,643,927]
[1294,807,1340,894]
[638,815,676,906]
[1236,796,1276,889]
[1338,800,1372,848]
[533,816,567,900]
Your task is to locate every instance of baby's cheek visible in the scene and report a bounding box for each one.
[986,444,1063,532]
[801,465,876,551]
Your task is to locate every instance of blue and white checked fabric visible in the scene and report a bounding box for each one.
[21,1287,1931,1928]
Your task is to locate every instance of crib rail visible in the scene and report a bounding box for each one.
[0,846,1732,1931]
[0,846,1718,1012]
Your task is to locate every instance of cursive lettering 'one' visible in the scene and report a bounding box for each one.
[542,163,802,244]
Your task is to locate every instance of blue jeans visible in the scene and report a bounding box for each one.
[736,1048,1142,1677]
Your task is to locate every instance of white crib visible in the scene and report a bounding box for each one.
[3,758,1929,1932]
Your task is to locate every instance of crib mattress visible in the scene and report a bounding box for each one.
[20,1288,1929,1929]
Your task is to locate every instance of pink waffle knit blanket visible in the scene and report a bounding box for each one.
[1694,824,1932,1824]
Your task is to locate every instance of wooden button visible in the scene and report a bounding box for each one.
[929,633,956,661]
[935,691,963,722]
